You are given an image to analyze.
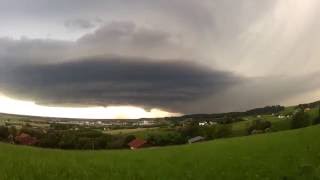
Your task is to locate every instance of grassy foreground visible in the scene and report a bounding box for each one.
[1,126,320,180]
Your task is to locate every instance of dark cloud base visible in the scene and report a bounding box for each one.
[0,57,241,111]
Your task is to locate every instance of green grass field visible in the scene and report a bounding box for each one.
[1,125,320,180]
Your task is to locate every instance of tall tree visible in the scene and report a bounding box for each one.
[313,107,320,125]
[291,110,310,129]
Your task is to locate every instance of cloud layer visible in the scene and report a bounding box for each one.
[1,0,320,115]
[0,57,240,111]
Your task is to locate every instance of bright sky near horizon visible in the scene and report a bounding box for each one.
[0,95,181,119]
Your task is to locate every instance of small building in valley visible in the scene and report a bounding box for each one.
[15,133,38,146]
[128,138,147,150]
[199,122,208,126]
[188,136,205,144]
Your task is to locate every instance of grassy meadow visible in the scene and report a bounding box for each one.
[1,125,320,180]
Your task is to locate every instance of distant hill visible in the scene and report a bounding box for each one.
[182,105,285,119]
[297,100,320,109]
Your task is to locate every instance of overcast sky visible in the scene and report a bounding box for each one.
[0,0,320,118]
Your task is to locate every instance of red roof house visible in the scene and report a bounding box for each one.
[15,133,38,146]
[128,138,147,150]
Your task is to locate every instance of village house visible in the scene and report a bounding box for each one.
[128,138,147,150]
[133,120,155,126]
[199,122,208,126]
[15,133,38,146]
[209,121,218,125]
[188,136,205,144]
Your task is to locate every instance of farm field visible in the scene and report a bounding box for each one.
[1,125,320,180]
[103,127,159,135]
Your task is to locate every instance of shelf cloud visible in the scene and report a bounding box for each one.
[0,57,241,112]
[1,0,320,116]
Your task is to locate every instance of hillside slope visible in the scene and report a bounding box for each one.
[1,126,320,180]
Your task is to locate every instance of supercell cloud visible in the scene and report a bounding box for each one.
[0,57,240,112]
[0,0,320,114]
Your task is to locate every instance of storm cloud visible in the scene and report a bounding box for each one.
[1,0,320,115]
[0,57,240,111]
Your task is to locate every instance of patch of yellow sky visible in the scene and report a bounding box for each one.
[0,94,181,119]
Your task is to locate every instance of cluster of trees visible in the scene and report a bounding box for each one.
[0,125,137,150]
[39,130,111,149]
[0,126,9,141]
[291,108,320,129]
[291,110,311,129]
[40,130,140,150]
[247,119,272,134]
[201,124,233,139]
[147,131,186,146]
[219,117,244,124]
[144,122,233,147]
[0,126,16,142]
[313,108,320,125]
[179,122,232,140]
